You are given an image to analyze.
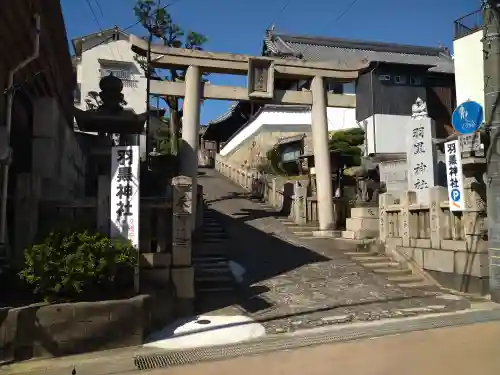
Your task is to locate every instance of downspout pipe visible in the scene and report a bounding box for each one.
[0,14,41,250]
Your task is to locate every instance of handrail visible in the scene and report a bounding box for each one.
[454,9,482,39]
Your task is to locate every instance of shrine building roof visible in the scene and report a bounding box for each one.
[262,26,454,74]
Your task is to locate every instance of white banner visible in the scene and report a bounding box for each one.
[444,140,465,212]
[110,146,140,247]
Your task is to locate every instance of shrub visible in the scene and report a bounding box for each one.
[19,231,137,302]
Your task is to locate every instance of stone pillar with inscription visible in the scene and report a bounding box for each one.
[293,182,307,225]
[172,175,195,314]
[428,186,448,249]
[407,98,438,204]
[399,191,416,248]
[379,192,395,243]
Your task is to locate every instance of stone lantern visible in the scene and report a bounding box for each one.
[74,74,148,142]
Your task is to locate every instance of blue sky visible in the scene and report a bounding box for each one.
[62,0,480,124]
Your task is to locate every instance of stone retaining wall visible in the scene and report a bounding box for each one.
[214,156,350,229]
[0,292,174,363]
[380,186,488,294]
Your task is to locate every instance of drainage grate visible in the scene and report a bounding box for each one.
[134,307,500,370]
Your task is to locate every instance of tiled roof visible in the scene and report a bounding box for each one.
[207,102,240,125]
[263,28,454,73]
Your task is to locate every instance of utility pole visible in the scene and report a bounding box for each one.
[484,0,500,302]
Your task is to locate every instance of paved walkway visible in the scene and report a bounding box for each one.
[146,321,500,375]
[196,169,472,334]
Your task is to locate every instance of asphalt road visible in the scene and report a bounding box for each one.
[146,321,500,375]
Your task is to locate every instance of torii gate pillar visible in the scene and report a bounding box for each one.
[130,34,367,235]
[311,75,335,233]
[180,65,201,227]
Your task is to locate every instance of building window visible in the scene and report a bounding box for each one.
[122,79,138,88]
[394,75,407,85]
[74,83,81,104]
[282,149,301,162]
[100,62,138,88]
[343,82,356,94]
[378,74,391,81]
[326,80,343,94]
[100,66,131,80]
[410,76,422,86]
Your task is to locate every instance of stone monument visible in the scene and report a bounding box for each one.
[406,97,437,204]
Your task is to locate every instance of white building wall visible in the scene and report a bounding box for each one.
[364,114,410,155]
[453,30,484,108]
[220,104,359,156]
[74,35,147,158]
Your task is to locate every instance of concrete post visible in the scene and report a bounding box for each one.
[379,193,395,243]
[399,191,416,248]
[294,182,307,225]
[311,75,335,232]
[180,65,201,229]
[484,0,500,302]
[429,187,448,249]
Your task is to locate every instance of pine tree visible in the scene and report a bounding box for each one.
[133,0,208,154]
[328,127,365,167]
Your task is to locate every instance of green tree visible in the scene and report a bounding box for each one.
[328,127,365,198]
[134,0,208,155]
[328,127,365,167]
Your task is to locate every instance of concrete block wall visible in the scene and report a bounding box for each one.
[0,293,174,361]
[32,97,85,201]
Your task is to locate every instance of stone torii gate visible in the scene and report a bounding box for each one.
[130,35,368,233]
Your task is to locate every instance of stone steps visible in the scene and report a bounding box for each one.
[344,251,379,257]
[192,256,227,264]
[397,280,435,288]
[362,261,401,269]
[373,267,413,276]
[193,210,236,294]
[386,274,425,283]
[351,255,393,263]
[345,249,435,289]
[292,230,316,236]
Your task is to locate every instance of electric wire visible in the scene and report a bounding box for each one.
[83,0,185,54]
[300,0,361,58]
[93,0,105,18]
[82,0,118,60]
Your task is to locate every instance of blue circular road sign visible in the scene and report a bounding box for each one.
[452,101,483,135]
[450,188,461,202]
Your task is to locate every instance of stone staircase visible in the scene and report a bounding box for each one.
[192,209,236,294]
[276,212,435,290]
[251,198,436,290]
[344,247,435,289]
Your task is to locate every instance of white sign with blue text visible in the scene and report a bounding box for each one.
[444,140,465,212]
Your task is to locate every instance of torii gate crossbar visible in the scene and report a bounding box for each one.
[130,34,368,234]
